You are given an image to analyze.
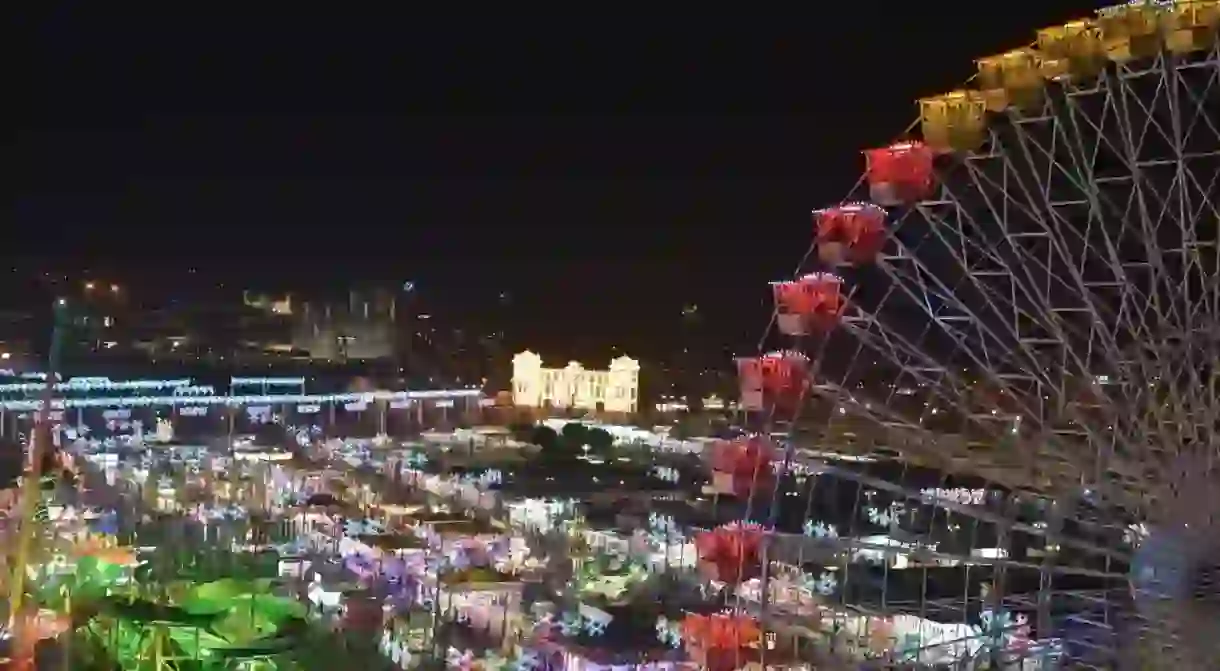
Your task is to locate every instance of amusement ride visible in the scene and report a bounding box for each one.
[724,2,1219,668]
[0,3,1216,670]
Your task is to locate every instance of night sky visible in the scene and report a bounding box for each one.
[14,4,1103,362]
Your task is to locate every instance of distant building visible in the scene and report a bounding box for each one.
[291,303,394,361]
[245,289,397,362]
[242,291,294,316]
[0,311,35,365]
[511,350,639,413]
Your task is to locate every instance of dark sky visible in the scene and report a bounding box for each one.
[14,4,1103,361]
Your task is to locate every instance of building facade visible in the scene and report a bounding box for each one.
[245,290,398,362]
[511,351,639,413]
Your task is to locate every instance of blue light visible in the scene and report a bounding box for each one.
[655,616,682,648]
[582,616,606,637]
[0,377,193,393]
[559,613,582,637]
[343,518,385,538]
[804,521,839,539]
[231,377,306,387]
[812,571,838,596]
[865,505,895,528]
[0,388,482,411]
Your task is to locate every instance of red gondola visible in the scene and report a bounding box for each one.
[814,203,888,266]
[694,523,764,583]
[681,612,763,671]
[736,351,810,413]
[708,436,777,500]
[772,273,846,335]
[864,141,935,206]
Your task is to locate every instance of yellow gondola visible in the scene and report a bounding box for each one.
[1098,2,1174,62]
[1164,0,1220,53]
[919,90,989,153]
[976,48,1044,111]
[1038,19,1107,80]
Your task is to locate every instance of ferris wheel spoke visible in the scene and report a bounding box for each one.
[801,398,1129,568]
[947,162,1145,410]
[1105,68,1201,332]
[1165,49,1220,334]
[844,220,1138,482]
[1005,106,1164,341]
[1159,46,1220,218]
[812,373,1085,499]
[973,116,1158,382]
[983,79,1216,462]
[841,301,1041,446]
[879,222,1047,381]
[1091,67,1220,450]
[1004,102,1208,455]
[840,306,1034,429]
[917,187,1129,393]
[875,225,1141,466]
[1042,75,1190,341]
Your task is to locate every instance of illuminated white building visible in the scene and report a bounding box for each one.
[511,350,639,413]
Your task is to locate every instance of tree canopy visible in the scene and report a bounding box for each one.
[520,422,620,461]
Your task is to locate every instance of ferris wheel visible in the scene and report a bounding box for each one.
[729,3,1219,669]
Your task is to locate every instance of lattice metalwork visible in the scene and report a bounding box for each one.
[739,5,1219,669]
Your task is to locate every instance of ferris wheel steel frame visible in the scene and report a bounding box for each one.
[734,6,1220,670]
[831,42,1220,490]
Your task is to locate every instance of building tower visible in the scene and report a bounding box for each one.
[511,351,543,408]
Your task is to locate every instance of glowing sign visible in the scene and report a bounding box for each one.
[921,488,986,505]
[0,388,481,411]
[246,406,272,423]
[651,466,680,483]
[173,385,215,396]
[231,377,305,387]
[0,377,190,392]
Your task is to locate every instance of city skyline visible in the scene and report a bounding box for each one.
[12,4,1104,363]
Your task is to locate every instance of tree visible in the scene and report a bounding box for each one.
[560,423,588,451]
[671,414,696,440]
[252,420,287,448]
[585,428,614,455]
[533,424,582,461]
[508,422,535,443]
[530,425,560,451]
